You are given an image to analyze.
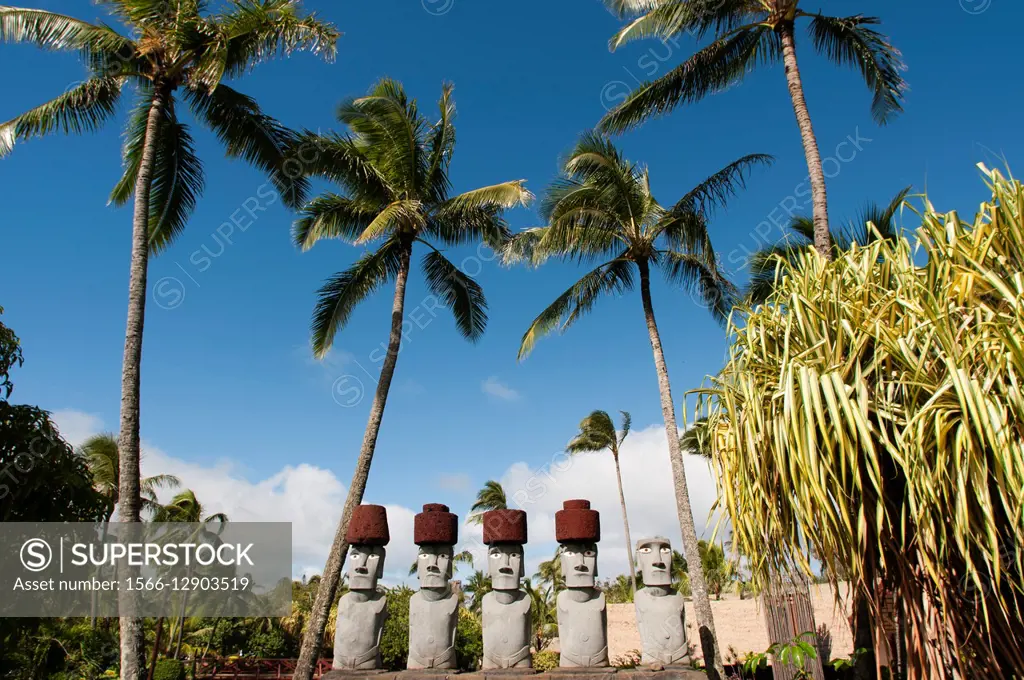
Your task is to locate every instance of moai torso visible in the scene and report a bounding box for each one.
[556,589,608,667]
[333,592,388,670]
[482,590,532,668]
[407,591,459,669]
[634,587,690,665]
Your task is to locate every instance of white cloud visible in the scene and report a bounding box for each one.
[481,376,521,402]
[51,411,722,587]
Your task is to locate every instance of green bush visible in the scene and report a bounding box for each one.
[532,650,559,671]
[379,586,413,670]
[613,649,642,668]
[152,659,186,680]
[455,608,483,671]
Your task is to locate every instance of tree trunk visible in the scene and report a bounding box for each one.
[778,20,831,260]
[294,242,414,680]
[118,86,166,680]
[200,617,220,660]
[852,590,876,680]
[638,261,724,680]
[612,452,637,594]
[147,617,164,680]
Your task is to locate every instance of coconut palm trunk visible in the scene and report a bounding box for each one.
[777,21,830,259]
[638,261,724,680]
[612,451,637,594]
[118,89,166,680]
[294,242,413,680]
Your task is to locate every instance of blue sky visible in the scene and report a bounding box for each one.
[3,0,1023,579]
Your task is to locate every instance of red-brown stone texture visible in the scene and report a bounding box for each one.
[414,503,459,545]
[346,504,391,546]
[483,509,528,545]
[555,499,600,543]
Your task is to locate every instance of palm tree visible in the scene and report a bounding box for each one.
[1,6,336,673]
[468,480,508,524]
[535,547,565,593]
[599,0,906,259]
[505,133,769,679]
[78,433,180,522]
[291,79,532,680]
[462,570,493,615]
[566,410,638,594]
[746,187,912,304]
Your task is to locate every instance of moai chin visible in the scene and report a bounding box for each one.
[407,504,460,670]
[333,505,390,671]
[634,537,690,666]
[481,508,532,669]
[555,499,609,668]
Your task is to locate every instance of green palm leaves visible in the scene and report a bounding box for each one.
[292,80,533,358]
[567,410,631,457]
[599,2,906,134]
[507,133,769,359]
[468,480,508,525]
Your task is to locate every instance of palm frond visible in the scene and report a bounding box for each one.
[185,83,309,208]
[598,25,775,134]
[667,153,774,220]
[292,193,377,250]
[618,410,631,446]
[609,0,754,49]
[567,410,617,454]
[218,0,339,78]
[443,180,533,212]
[659,250,737,324]
[0,6,132,54]
[501,227,549,267]
[421,248,488,341]
[423,82,456,204]
[286,130,393,203]
[310,238,407,358]
[354,199,423,244]
[518,258,635,360]
[0,76,123,157]
[428,204,512,252]
[806,14,906,125]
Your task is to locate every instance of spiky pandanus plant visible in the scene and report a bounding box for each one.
[566,410,638,594]
[599,0,906,259]
[746,186,912,304]
[506,132,771,679]
[698,167,1024,679]
[0,5,336,674]
[290,79,532,680]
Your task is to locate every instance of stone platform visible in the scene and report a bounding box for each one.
[322,668,705,680]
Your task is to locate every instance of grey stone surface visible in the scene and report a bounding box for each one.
[409,545,458,670]
[482,544,532,669]
[333,546,388,670]
[555,586,609,668]
[633,538,689,667]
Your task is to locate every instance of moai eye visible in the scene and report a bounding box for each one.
[639,547,652,554]
[584,549,596,558]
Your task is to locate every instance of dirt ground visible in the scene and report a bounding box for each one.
[549,583,854,666]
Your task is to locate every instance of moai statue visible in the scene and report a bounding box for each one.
[634,537,691,666]
[481,509,532,669]
[408,504,460,670]
[333,505,390,671]
[555,499,609,668]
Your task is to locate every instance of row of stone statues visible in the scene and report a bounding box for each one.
[333,500,690,672]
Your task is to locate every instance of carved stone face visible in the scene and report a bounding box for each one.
[636,538,672,587]
[560,542,598,588]
[416,544,454,589]
[347,544,385,591]
[487,543,525,590]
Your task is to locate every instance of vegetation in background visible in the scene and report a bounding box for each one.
[468,480,508,524]
[700,167,1024,679]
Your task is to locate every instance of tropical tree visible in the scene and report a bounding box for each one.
[534,547,565,594]
[566,410,638,594]
[78,433,180,522]
[1,5,337,674]
[522,577,556,651]
[291,79,532,680]
[599,0,906,258]
[505,133,768,678]
[462,570,492,615]
[468,480,508,525]
[700,168,1024,679]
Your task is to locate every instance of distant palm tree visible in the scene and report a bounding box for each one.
[463,570,492,614]
[680,418,713,460]
[534,547,565,593]
[600,0,906,262]
[291,79,531,680]
[523,577,556,651]
[78,433,180,522]
[468,480,508,524]
[2,7,336,674]
[506,133,769,675]
[746,187,912,304]
[566,410,638,594]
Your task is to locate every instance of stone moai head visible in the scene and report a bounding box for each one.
[483,509,528,591]
[555,499,600,589]
[414,504,459,589]
[636,537,672,587]
[345,504,390,591]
